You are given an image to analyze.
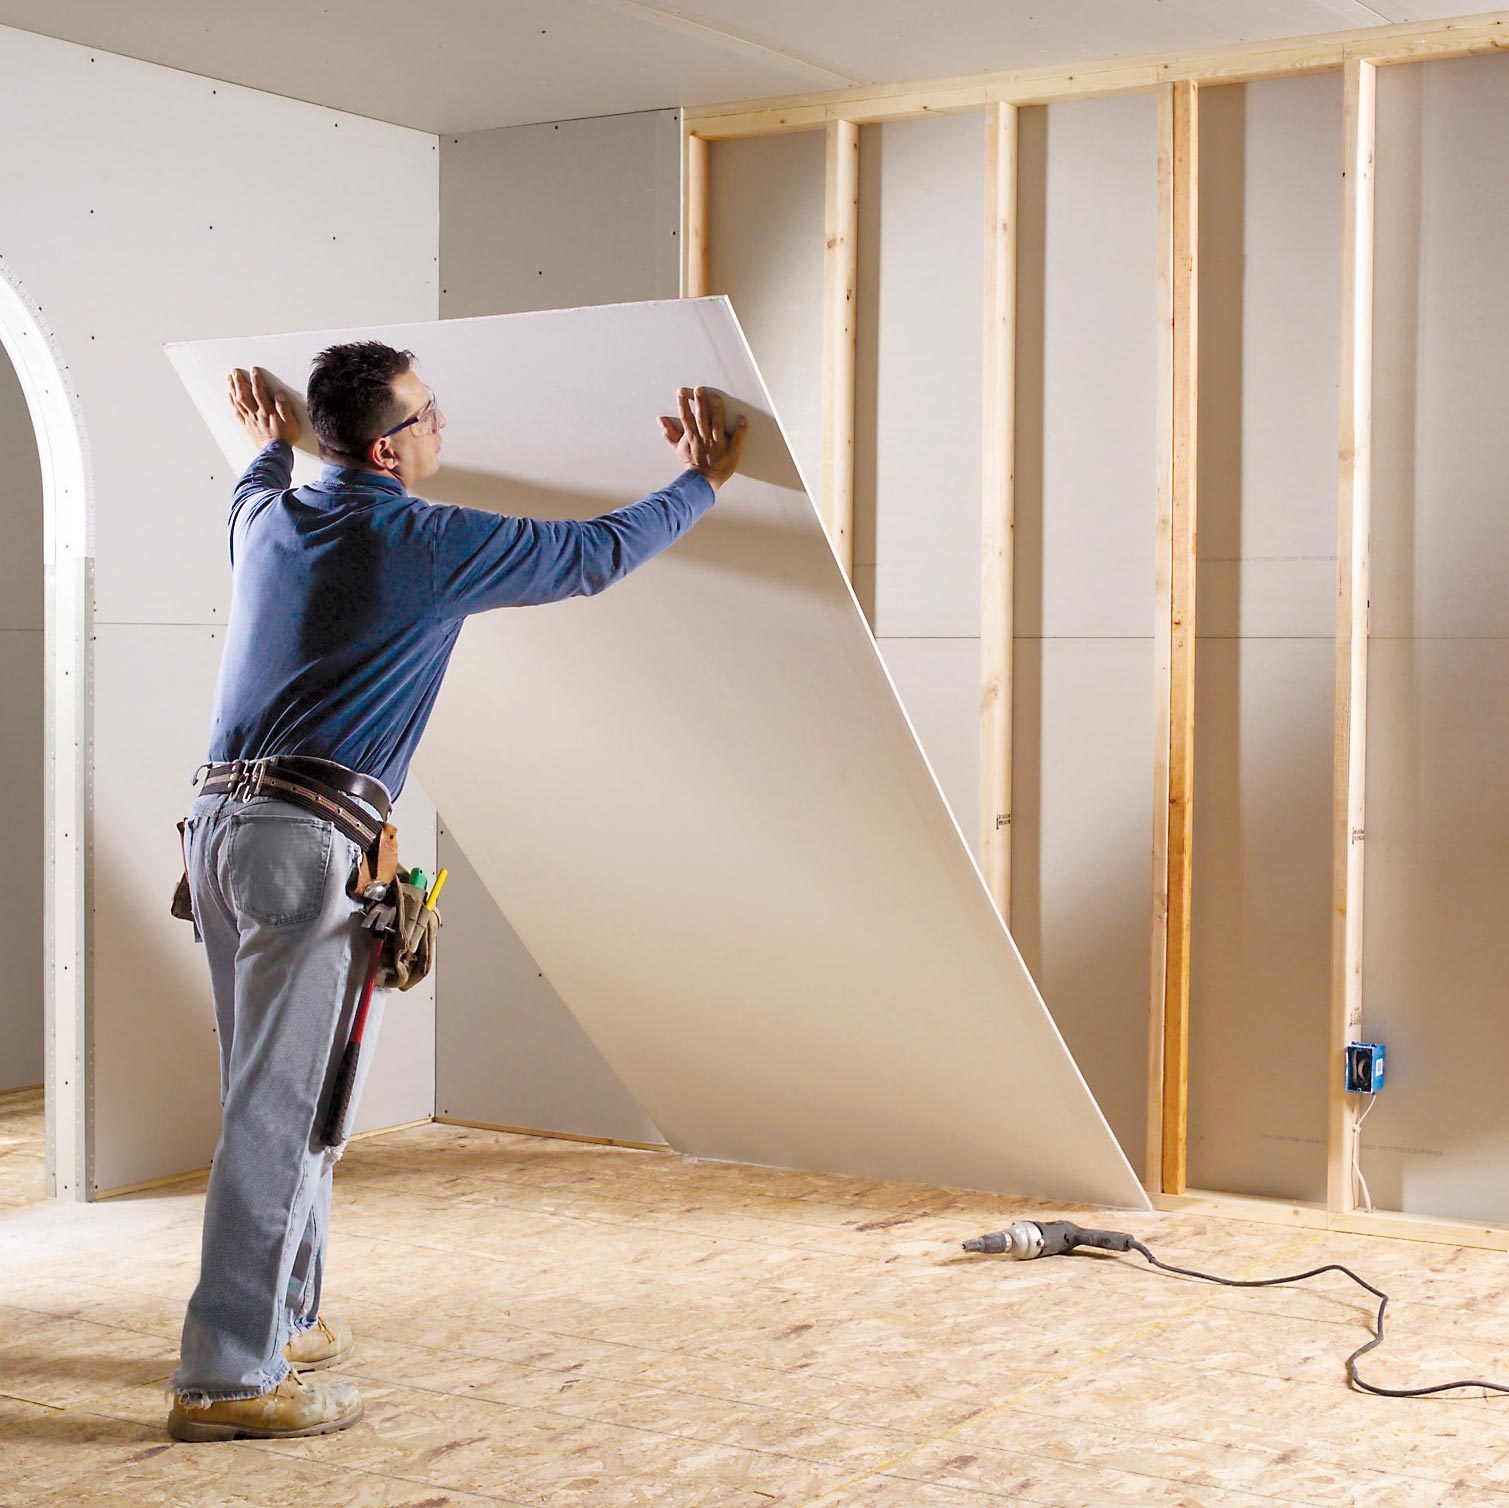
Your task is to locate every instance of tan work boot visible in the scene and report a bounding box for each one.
[167,1369,362,1442]
[284,1313,354,1371]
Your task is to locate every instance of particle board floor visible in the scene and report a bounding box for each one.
[3,1108,1509,1505]
[0,1086,44,1212]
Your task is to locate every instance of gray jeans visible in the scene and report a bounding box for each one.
[170,789,386,1403]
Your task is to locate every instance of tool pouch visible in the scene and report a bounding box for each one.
[170,820,196,925]
[380,867,441,992]
[354,822,401,898]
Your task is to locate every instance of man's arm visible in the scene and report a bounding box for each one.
[430,471,714,616]
[431,386,747,618]
[225,367,301,556]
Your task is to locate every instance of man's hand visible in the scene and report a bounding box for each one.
[658,386,747,492]
[228,367,301,448]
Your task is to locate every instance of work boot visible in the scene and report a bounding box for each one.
[284,1313,354,1371]
[166,1370,363,1442]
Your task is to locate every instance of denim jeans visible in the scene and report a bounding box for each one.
[170,789,387,1403]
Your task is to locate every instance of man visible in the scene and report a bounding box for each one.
[167,342,745,1442]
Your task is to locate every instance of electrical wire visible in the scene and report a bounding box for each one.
[1120,1237,1509,1399]
[1351,1092,1378,1212]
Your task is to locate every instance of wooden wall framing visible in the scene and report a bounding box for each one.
[979,102,1016,918]
[680,11,1509,1250]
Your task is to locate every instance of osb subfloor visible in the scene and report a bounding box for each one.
[0,1085,45,1212]
[3,1108,1509,1506]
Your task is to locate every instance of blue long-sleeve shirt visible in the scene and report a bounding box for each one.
[206,441,715,798]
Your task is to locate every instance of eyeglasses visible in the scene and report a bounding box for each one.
[379,386,442,440]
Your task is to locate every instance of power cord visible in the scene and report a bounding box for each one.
[963,1220,1509,1399]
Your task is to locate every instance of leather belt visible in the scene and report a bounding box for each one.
[198,756,391,855]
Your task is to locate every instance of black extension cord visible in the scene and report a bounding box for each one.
[962,1220,1509,1399]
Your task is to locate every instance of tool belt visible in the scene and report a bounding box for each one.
[172,756,440,992]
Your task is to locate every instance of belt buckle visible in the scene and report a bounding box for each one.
[232,758,269,804]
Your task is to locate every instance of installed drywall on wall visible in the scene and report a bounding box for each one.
[0,345,43,1092]
[1186,74,1341,1203]
[707,132,826,508]
[0,23,439,1193]
[434,110,683,1144]
[441,110,681,317]
[855,113,985,855]
[1366,54,1509,1225]
[1011,94,1159,1175]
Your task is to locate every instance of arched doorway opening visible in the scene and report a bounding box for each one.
[0,258,91,1200]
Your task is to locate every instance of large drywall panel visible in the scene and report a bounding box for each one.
[1011,94,1158,1173]
[707,132,826,504]
[1187,640,1334,1197]
[0,25,440,1191]
[849,116,985,854]
[1017,97,1159,643]
[90,626,225,1192]
[90,624,438,1192]
[853,114,984,640]
[877,638,981,863]
[1011,640,1156,1171]
[170,300,1148,1208]
[434,820,662,1144]
[0,347,43,1091]
[440,111,681,318]
[1363,56,1509,1224]
[1186,75,1341,1203]
[435,109,679,1144]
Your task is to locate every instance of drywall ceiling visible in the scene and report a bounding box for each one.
[0,0,1471,134]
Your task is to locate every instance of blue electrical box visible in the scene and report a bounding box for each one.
[1345,1041,1386,1093]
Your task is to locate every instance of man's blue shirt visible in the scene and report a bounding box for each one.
[206,441,715,798]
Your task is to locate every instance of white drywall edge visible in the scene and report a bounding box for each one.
[167,297,1148,1209]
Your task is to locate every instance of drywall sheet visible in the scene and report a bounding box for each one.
[876,638,981,863]
[0,24,439,1191]
[1012,95,1159,1173]
[1187,75,1341,1203]
[0,344,43,1091]
[1364,56,1509,1225]
[853,116,986,856]
[853,114,985,640]
[441,110,681,318]
[433,108,679,1144]
[434,821,664,1144]
[169,298,1147,1208]
[708,133,826,504]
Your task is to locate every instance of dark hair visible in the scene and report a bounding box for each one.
[306,341,415,459]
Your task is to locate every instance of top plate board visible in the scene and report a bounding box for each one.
[168,297,1147,1209]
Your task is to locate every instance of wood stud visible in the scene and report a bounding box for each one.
[1328,57,1377,1216]
[1146,86,1175,1198]
[820,119,860,576]
[682,131,710,297]
[1153,81,1199,1197]
[979,102,1017,920]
